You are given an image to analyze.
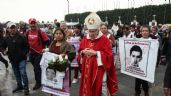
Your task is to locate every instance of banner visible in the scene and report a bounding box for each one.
[119,38,159,83]
[40,52,70,96]
[67,36,80,67]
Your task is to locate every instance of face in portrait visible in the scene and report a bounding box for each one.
[46,67,56,81]
[129,45,142,67]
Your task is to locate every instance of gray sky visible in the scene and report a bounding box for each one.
[0,0,169,23]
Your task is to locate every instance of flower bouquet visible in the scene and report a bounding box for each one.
[48,55,68,72]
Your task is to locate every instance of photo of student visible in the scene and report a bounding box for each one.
[129,45,143,68]
[126,45,145,76]
[46,66,56,81]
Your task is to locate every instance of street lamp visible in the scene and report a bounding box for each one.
[67,0,69,14]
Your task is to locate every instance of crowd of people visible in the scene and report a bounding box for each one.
[0,12,171,96]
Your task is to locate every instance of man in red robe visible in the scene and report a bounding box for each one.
[77,12,118,96]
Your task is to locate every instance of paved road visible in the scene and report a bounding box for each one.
[0,57,167,96]
[71,65,167,96]
[0,60,48,96]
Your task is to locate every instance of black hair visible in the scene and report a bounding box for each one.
[0,23,3,32]
[140,25,150,33]
[56,22,60,28]
[130,25,136,29]
[151,26,158,31]
[75,24,82,30]
[122,25,129,31]
[54,28,66,40]
[130,45,142,57]
[46,66,56,74]
[0,27,3,33]
[100,23,108,29]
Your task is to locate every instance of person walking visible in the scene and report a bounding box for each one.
[77,13,118,96]
[3,22,29,95]
[27,18,49,90]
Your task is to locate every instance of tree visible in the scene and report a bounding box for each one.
[65,4,171,27]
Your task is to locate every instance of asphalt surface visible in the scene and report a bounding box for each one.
[0,55,167,96]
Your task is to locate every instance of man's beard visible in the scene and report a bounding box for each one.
[31,26,37,30]
[10,31,16,36]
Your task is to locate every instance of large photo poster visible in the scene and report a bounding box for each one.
[119,38,159,83]
[67,36,80,67]
[40,52,70,96]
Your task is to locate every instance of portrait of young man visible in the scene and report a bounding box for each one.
[46,67,57,82]
[126,45,145,76]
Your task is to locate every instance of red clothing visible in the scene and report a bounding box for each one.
[49,45,60,54]
[77,35,118,96]
[28,30,49,54]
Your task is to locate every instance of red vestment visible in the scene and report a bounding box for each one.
[77,35,118,96]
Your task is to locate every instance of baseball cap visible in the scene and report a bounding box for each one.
[7,22,16,28]
[29,18,36,24]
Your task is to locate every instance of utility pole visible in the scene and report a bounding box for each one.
[67,0,69,14]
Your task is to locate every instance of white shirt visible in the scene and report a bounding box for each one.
[127,31,136,38]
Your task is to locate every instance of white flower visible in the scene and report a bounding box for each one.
[65,55,68,60]
[44,48,49,52]
[59,55,63,62]
[52,57,57,62]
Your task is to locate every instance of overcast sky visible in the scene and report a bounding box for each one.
[0,0,169,23]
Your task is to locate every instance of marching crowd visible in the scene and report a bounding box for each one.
[0,12,171,96]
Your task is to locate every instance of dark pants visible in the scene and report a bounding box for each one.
[11,60,28,88]
[0,53,8,66]
[74,67,79,79]
[29,53,42,85]
[135,78,149,94]
[156,51,161,67]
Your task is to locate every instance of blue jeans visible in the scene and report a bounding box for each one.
[11,60,29,88]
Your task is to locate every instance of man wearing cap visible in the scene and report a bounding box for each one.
[3,22,29,95]
[27,18,49,90]
[77,13,118,96]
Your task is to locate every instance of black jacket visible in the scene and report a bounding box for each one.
[4,32,29,64]
[0,36,6,52]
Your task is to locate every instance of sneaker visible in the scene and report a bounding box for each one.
[24,89,29,95]
[33,84,41,90]
[12,86,23,93]
[72,78,78,84]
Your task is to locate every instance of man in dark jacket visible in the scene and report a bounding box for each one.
[3,22,29,95]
